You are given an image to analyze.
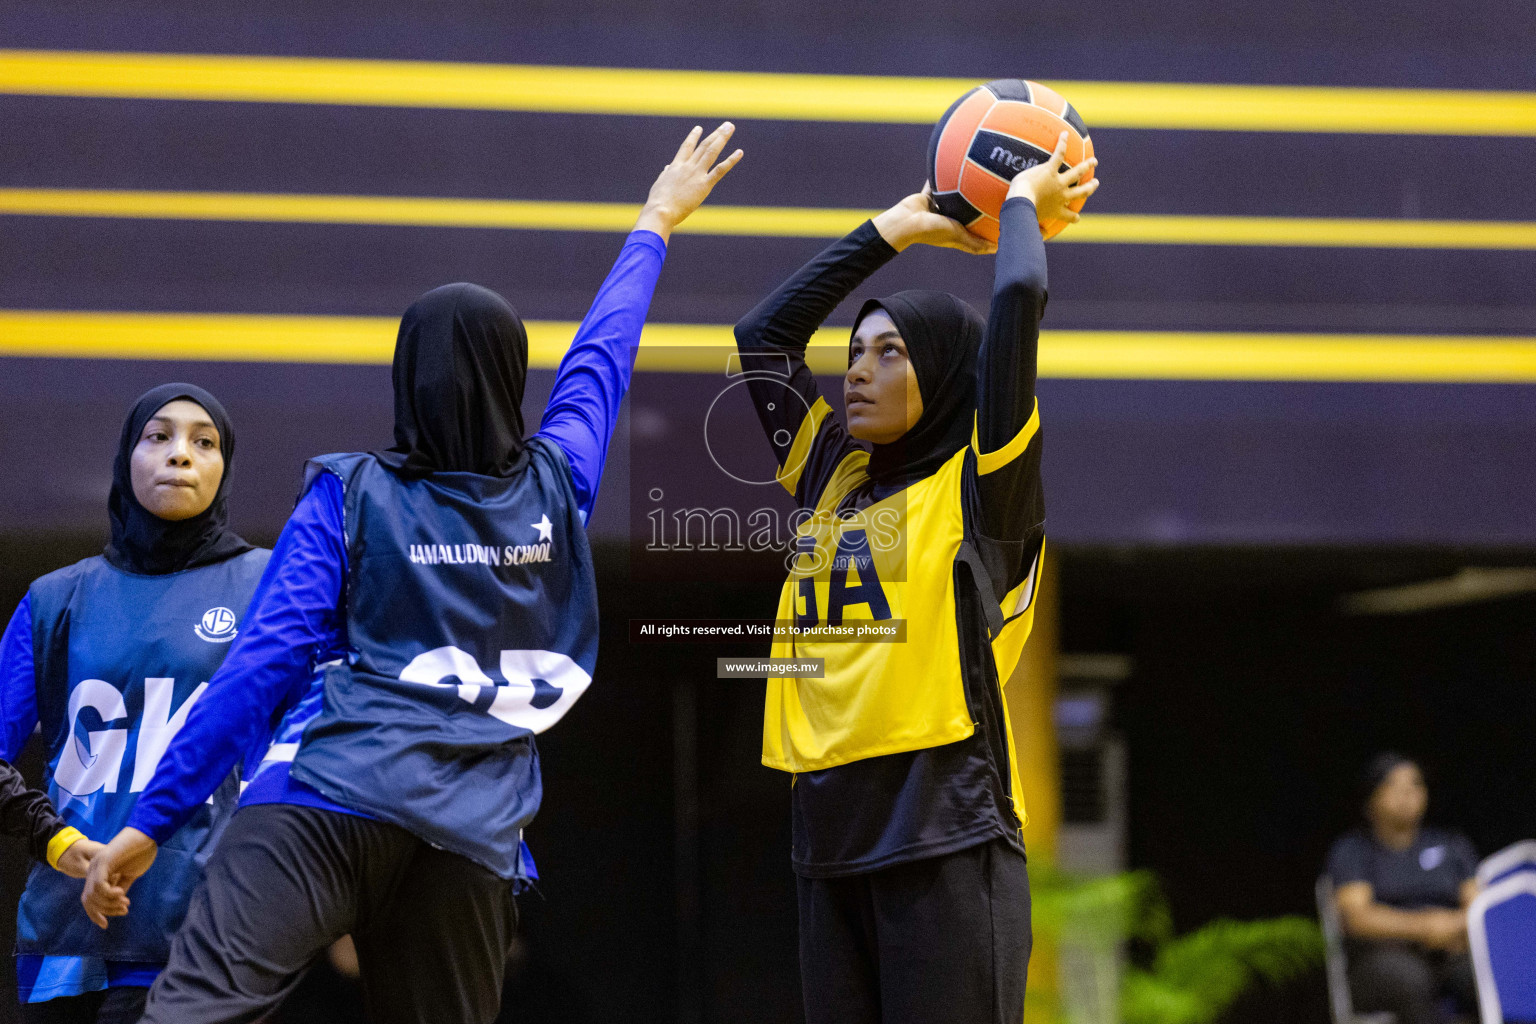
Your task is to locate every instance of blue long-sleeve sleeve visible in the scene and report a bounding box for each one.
[0,595,38,764]
[128,475,349,844]
[535,229,667,519]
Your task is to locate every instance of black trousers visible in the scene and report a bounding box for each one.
[143,803,518,1024]
[797,838,1031,1024]
[1348,941,1477,1024]
[18,987,148,1024]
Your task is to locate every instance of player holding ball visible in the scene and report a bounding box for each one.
[735,121,1096,1023]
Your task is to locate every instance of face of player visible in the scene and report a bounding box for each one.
[845,311,924,445]
[1369,762,1428,832]
[129,399,225,521]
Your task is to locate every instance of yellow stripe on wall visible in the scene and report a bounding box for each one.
[0,310,404,365]
[5,188,1536,250]
[0,187,856,239]
[4,50,1536,135]
[1038,331,1536,383]
[1066,213,1536,250]
[2,311,1534,383]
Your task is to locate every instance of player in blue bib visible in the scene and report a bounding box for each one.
[0,384,269,1024]
[81,123,742,1024]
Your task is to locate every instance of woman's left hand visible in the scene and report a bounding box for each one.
[1007,131,1099,229]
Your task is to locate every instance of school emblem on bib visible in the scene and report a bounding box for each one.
[195,606,239,643]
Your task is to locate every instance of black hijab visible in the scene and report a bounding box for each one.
[853,289,986,487]
[104,383,254,576]
[377,282,529,478]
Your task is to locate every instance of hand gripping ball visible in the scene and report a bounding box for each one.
[927,79,1095,241]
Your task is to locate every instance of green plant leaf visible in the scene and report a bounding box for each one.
[1122,917,1324,1024]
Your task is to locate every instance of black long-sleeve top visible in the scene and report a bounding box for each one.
[735,197,1048,876]
[737,197,1045,547]
[0,758,70,864]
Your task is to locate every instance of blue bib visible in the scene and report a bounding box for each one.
[289,439,598,879]
[19,549,269,961]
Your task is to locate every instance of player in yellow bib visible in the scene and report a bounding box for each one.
[734,132,1097,1024]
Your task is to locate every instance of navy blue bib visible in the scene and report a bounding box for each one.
[290,438,598,879]
[18,549,269,961]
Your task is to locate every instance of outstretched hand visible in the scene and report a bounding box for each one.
[81,827,158,928]
[635,122,745,242]
[1007,130,1099,230]
[872,189,997,255]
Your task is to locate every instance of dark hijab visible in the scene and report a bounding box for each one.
[377,282,529,478]
[852,289,986,487]
[104,383,254,575]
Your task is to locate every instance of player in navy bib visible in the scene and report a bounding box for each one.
[81,123,743,1024]
[0,384,268,1024]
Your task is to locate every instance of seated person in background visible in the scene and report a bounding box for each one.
[1327,753,1479,1024]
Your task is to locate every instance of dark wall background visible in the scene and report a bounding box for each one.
[6,0,1534,87]
[3,0,1535,547]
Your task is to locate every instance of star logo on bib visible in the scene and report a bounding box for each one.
[531,514,553,543]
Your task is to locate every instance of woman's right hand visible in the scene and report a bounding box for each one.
[872,189,997,254]
[54,837,104,879]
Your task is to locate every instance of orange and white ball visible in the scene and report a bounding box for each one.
[927,79,1095,241]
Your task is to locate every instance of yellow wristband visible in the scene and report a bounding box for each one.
[45,826,86,870]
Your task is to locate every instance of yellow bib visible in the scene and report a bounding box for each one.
[761,445,1043,780]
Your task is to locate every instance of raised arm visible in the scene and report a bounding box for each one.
[82,474,349,926]
[537,123,742,519]
[973,133,1097,544]
[974,200,1046,462]
[734,223,891,505]
[736,193,994,506]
